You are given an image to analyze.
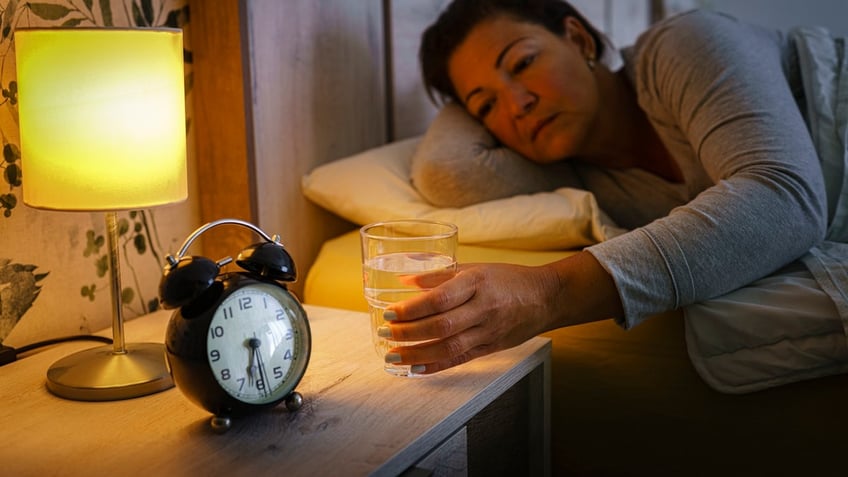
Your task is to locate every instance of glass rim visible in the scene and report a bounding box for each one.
[360,219,457,241]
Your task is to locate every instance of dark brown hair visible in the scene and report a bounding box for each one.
[419,0,606,105]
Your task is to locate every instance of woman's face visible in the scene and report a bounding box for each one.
[447,14,599,164]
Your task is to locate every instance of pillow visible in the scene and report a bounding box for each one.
[301,137,624,250]
[410,102,581,207]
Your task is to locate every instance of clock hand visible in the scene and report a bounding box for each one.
[246,337,261,387]
[247,353,257,387]
[247,336,271,396]
[254,342,272,398]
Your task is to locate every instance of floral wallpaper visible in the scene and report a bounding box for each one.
[0,0,198,347]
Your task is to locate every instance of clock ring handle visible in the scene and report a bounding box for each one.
[166,218,282,266]
[160,219,294,309]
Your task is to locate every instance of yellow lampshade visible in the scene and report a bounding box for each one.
[15,28,187,210]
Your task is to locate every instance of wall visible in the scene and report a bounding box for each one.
[0,0,199,348]
[700,0,848,36]
[661,0,848,35]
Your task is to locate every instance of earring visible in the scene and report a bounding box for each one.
[587,54,596,70]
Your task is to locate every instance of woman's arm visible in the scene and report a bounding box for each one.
[383,251,621,374]
[589,10,828,328]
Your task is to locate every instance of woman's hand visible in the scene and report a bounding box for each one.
[382,262,560,373]
[381,252,622,374]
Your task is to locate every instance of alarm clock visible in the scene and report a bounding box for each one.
[159,218,311,433]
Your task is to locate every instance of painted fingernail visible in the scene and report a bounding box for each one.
[383,310,398,321]
[385,352,402,364]
[410,365,426,374]
[377,326,392,338]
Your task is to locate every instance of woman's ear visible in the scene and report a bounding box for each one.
[562,16,597,62]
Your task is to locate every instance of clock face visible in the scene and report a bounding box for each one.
[207,282,309,405]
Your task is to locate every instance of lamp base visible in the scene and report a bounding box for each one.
[46,342,174,401]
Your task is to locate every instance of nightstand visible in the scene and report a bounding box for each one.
[0,305,550,476]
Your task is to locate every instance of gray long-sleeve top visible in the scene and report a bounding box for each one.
[585,10,829,328]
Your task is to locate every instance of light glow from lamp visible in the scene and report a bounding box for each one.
[16,28,187,210]
[15,28,187,401]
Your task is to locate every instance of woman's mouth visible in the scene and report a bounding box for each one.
[531,114,558,142]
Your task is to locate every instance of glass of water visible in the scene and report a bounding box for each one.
[360,219,458,377]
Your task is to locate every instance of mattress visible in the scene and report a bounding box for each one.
[303,229,848,476]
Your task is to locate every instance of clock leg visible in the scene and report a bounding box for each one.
[285,391,303,412]
[210,415,232,433]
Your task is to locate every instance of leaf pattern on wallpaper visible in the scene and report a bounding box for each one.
[99,0,113,25]
[1,0,18,40]
[132,0,154,25]
[28,3,73,21]
[80,210,166,315]
[0,258,47,340]
[0,0,190,339]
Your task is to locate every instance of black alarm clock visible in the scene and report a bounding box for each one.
[159,219,311,433]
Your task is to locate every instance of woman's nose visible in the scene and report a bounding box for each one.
[506,83,537,117]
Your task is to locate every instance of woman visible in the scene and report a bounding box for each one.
[380,0,848,389]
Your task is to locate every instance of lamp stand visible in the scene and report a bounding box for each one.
[46,211,174,401]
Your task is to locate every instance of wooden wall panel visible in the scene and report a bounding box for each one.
[242,0,386,297]
[389,0,450,140]
[188,0,254,261]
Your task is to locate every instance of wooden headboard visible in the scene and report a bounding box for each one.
[190,0,653,297]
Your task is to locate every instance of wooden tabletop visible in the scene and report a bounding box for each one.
[0,305,550,476]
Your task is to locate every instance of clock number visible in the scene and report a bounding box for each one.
[256,378,265,391]
[275,309,286,321]
[285,329,293,340]
[284,349,293,360]
[238,296,253,310]
[220,369,231,380]
[222,307,234,320]
[273,366,283,379]
[237,377,246,391]
[210,325,224,339]
[210,349,221,362]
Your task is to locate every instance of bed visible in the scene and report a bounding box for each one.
[204,1,848,475]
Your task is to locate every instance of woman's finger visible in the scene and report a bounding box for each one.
[388,268,478,321]
[391,342,499,375]
[382,307,477,341]
[385,323,495,366]
[399,268,456,289]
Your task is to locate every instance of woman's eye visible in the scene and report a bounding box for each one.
[476,99,494,119]
[512,54,535,74]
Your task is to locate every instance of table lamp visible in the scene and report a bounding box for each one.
[14,28,187,401]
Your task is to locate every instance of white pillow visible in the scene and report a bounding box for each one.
[301,137,624,250]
